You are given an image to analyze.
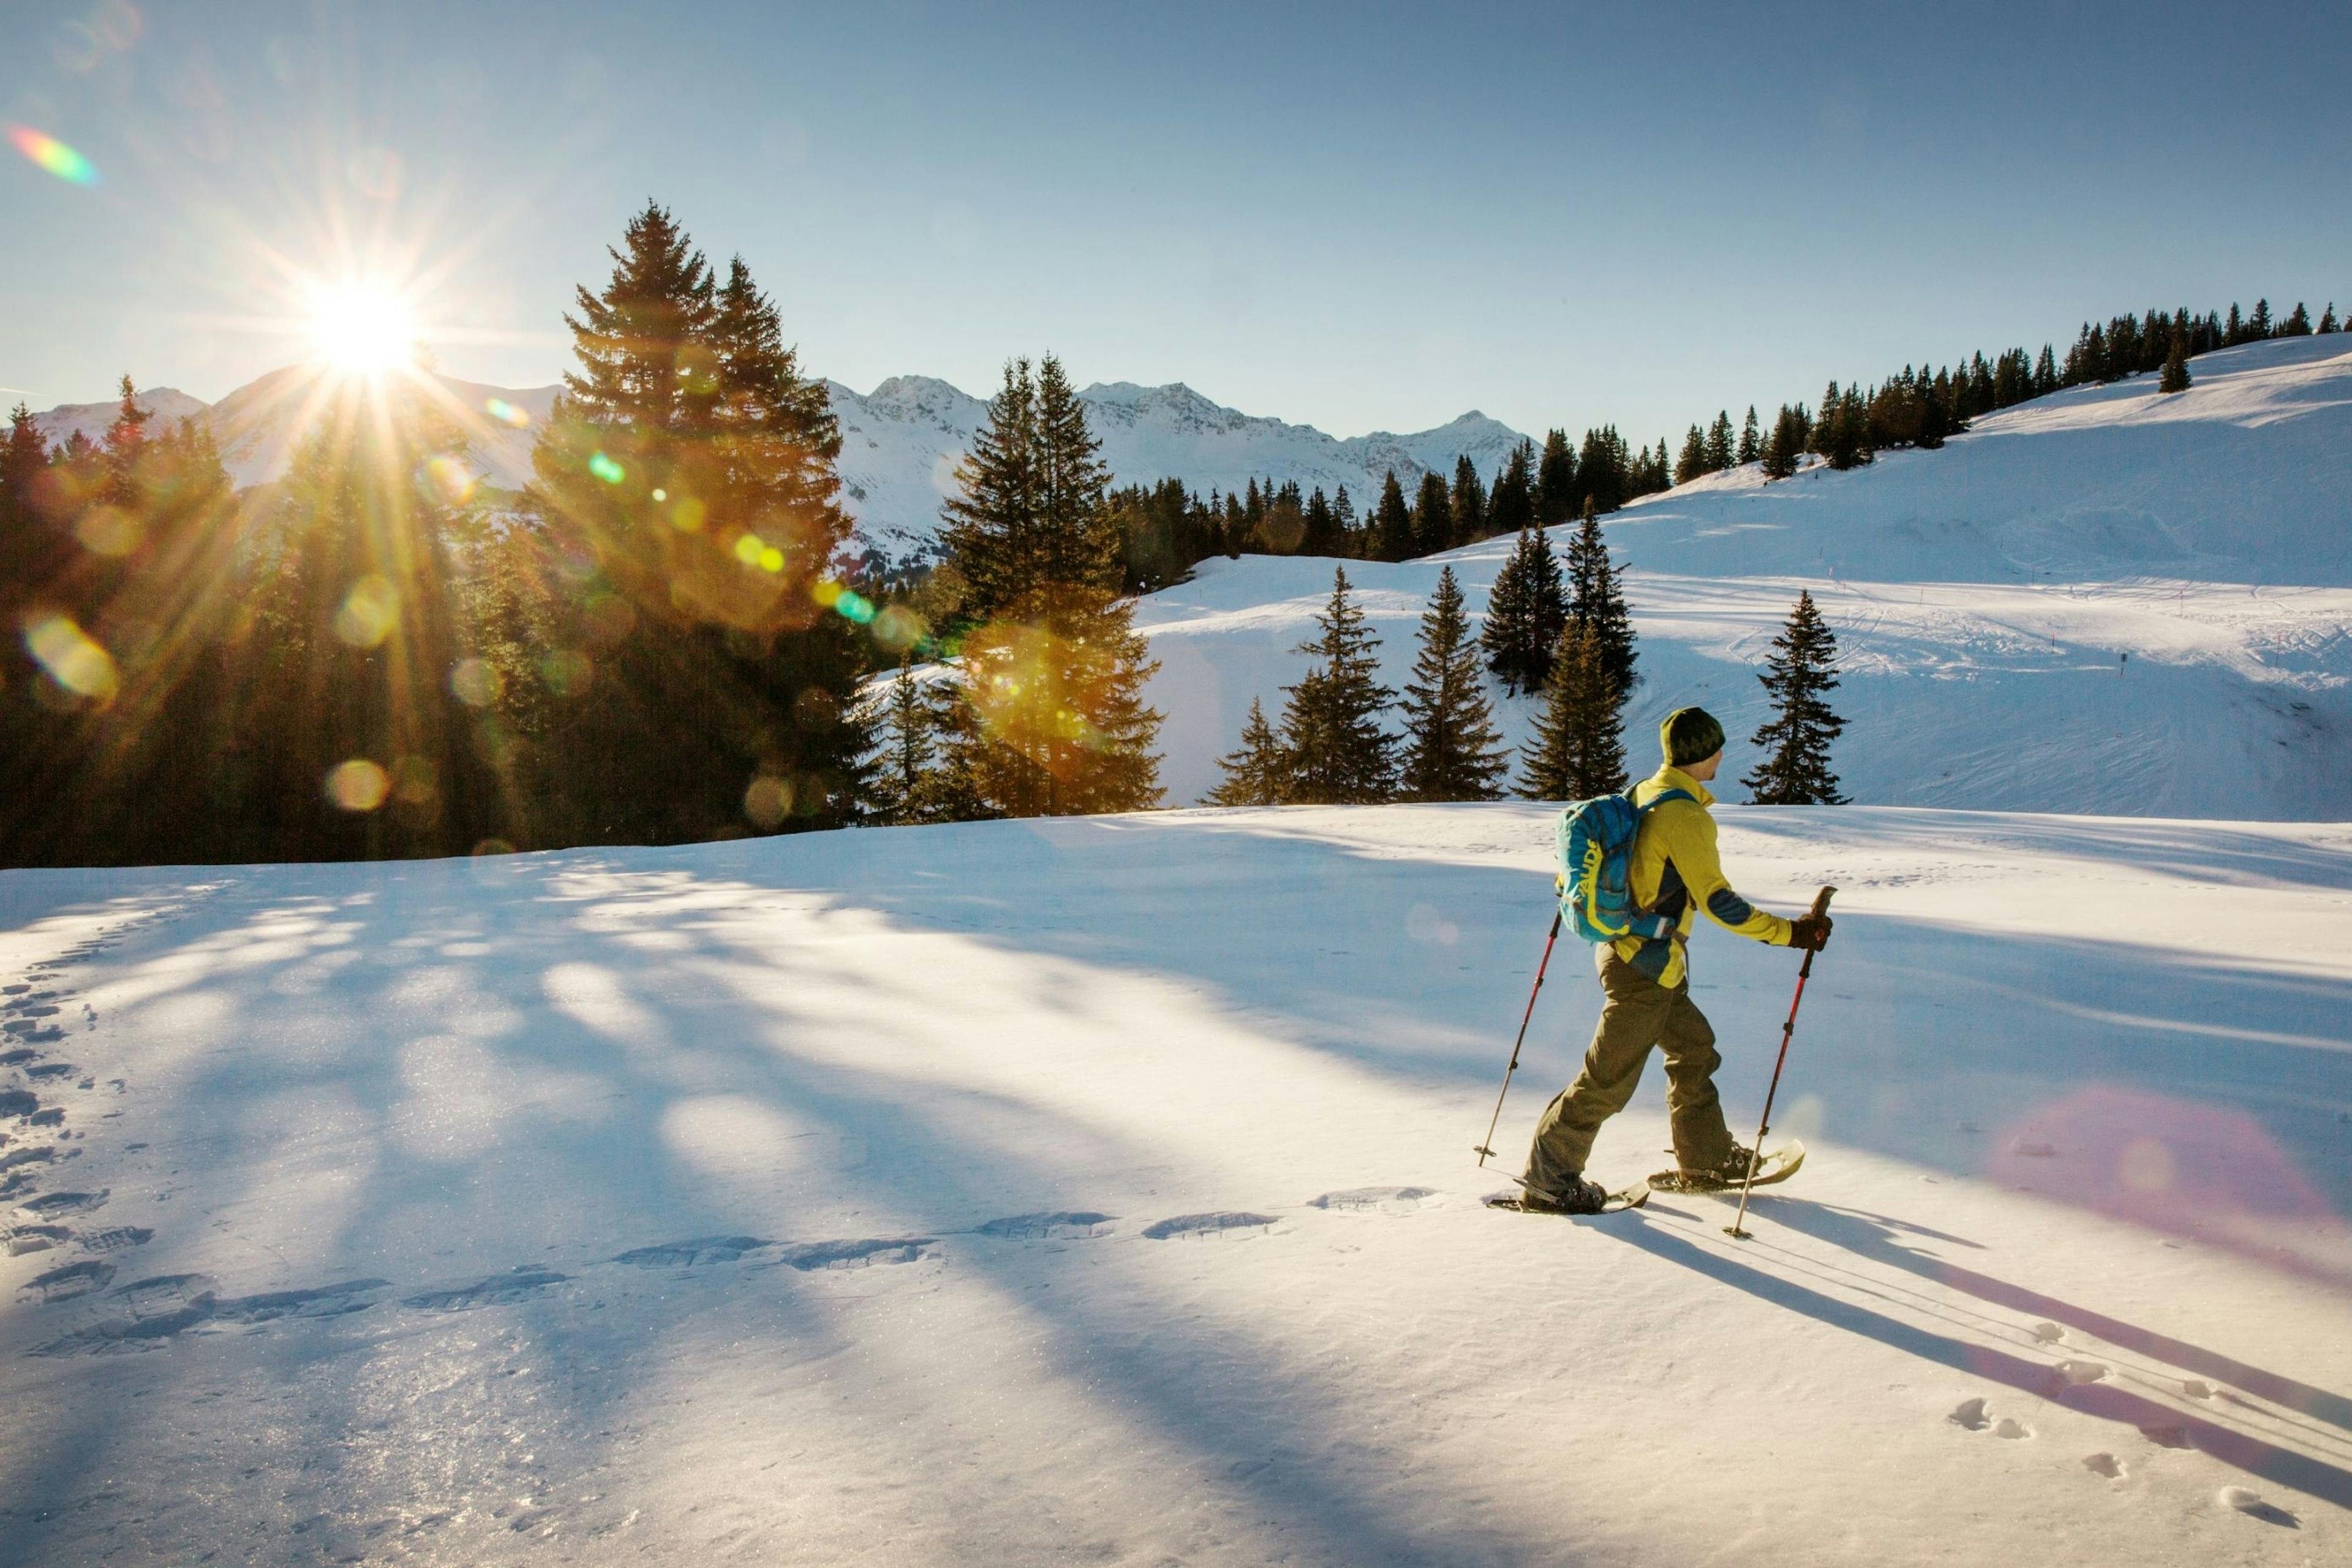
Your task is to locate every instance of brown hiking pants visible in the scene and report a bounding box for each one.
[1523,948,1733,1193]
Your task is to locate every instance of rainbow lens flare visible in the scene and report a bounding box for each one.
[24,614,118,701]
[588,452,624,484]
[484,398,530,428]
[8,126,98,186]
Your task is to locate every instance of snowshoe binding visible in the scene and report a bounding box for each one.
[1485,1172,1649,1216]
[1649,1139,1806,1194]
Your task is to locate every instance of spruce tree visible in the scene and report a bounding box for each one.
[2279,302,2312,337]
[867,655,933,824]
[1520,624,1627,802]
[1563,498,1637,697]
[2318,304,2339,334]
[1205,696,1291,807]
[1675,424,1709,484]
[1479,521,1566,696]
[1399,566,1510,801]
[1278,565,1396,804]
[933,354,1161,817]
[1532,428,1577,527]
[2159,336,2192,394]
[1487,439,1535,538]
[1412,469,1453,556]
[1371,470,1414,562]
[1743,589,1847,805]
[1450,454,1487,545]
[1736,406,1760,464]
[1705,411,1735,472]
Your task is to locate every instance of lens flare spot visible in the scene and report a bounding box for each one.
[734,533,764,565]
[471,838,516,857]
[588,451,625,484]
[483,397,530,428]
[306,282,419,374]
[670,496,706,532]
[872,603,928,652]
[759,546,785,573]
[334,576,399,648]
[650,488,667,502]
[325,759,391,812]
[7,126,99,185]
[2117,1137,2175,1193]
[23,614,118,701]
[73,503,141,556]
[421,455,475,502]
[836,590,876,624]
[539,647,594,696]
[449,657,505,707]
[742,774,793,829]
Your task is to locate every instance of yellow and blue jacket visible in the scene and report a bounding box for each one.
[1607,765,1793,987]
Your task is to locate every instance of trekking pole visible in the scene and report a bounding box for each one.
[1725,884,1836,1240]
[1475,910,1562,1168]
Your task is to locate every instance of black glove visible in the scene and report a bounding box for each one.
[1789,913,1833,952]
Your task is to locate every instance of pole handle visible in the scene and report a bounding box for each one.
[1807,884,1837,919]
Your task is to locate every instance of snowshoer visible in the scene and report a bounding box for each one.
[1519,706,1833,1213]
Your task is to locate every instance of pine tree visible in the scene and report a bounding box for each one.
[1399,566,1509,801]
[1743,589,1847,805]
[1519,623,1627,802]
[1371,469,1414,562]
[1205,696,1291,806]
[1412,469,1453,556]
[1279,565,1396,804]
[934,354,1161,818]
[2158,335,2192,393]
[867,655,934,824]
[1736,405,1760,464]
[1562,498,1637,696]
[1450,454,1487,545]
[1532,429,1577,527]
[1675,424,1709,484]
[2319,304,2340,334]
[2249,298,2272,338]
[1479,520,1567,696]
[1760,404,1805,480]
[2278,302,2313,337]
[1705,411,1735,472]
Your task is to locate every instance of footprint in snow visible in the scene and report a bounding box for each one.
[975,1212,1116,1240]
[1308,1186,1436,1213]
[2218,1486,2297,1526]
[1992,1418,2031,1439]
[24,1257,113,1302]
[2181,1379,2214,1400]
[15,1189,105,1219]
[2083,1453,2124,1479]
[766,1238,930,1270]
[2046,1359,2108,1395]
[2030,1321,2066,1344]
[36,1275,390,1354]
[402,1265,569,1312]
[1144,1212,1281,1241]
[612,1235,772,1268]
[1949,1398,1990,1431]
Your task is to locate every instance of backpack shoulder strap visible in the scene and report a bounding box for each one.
[1637,787,1696,813]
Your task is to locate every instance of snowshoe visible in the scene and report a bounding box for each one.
[1649,1139,1806,1194]
[1485,1172,1649,1216]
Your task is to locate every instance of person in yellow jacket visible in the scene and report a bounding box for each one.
[1521,706,1832,1212]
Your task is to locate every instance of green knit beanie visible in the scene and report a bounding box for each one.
[1660,706,1725,767]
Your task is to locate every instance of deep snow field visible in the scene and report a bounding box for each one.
[1138,336,2352,816]
[3,804,2348,1566]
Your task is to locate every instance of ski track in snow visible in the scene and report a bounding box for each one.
[1,811,2348,1564]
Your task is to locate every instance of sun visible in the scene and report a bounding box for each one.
[305,282,421,374]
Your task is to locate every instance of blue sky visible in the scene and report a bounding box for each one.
[4,0,2346,442]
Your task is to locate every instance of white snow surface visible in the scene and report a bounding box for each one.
[1,805,2347,1564]
[1135,337,2352,817]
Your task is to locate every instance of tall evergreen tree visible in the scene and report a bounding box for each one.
[1562,498,1637,697]
[1705,410,1736,472]
[1399,566,1509,801]
[1370,469,1414,562]
[867,655,934,824]
[932,354,1161,817]
[1736,406,1761,464]
[1278,565,1396,804]
[1743,589,1847,805]
[1205,696,1291,807]
[1520,623,1627,802]
[1479,521,1567,696]
[1674,424,1709,485]
[1450,454,1487,545]
[1412,469,1453,556]
[1532,428,1578,527]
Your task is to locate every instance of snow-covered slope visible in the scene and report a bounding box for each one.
[1138,337,2352,817]
[2,805,2346,1563]
[27,386,211,452]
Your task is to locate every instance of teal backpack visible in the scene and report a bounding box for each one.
[1555,787,1693,943]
